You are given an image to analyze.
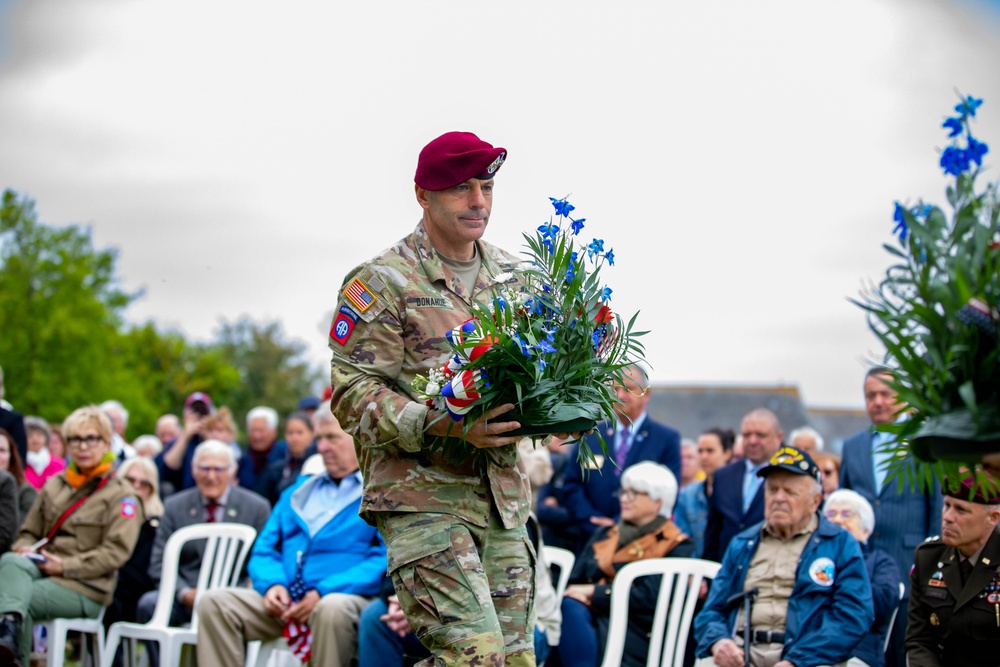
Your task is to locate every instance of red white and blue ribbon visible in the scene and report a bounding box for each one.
[440,319,494,420]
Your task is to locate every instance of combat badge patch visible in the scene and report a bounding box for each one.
[343,277,377,313]
[331,306,360,346]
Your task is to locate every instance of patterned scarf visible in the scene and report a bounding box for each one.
[64,452,116,489]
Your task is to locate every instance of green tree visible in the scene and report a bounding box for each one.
[214,317,322,428]
[0,189,138,422]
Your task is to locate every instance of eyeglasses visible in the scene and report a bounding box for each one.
[614,488,649,501]
[124,476,153,491]
[824,508,857,520]
[196,465,230,475]
[66,435,104,449]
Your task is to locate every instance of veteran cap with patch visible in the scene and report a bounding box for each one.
[415,131,507,191]
[757,445,822,482]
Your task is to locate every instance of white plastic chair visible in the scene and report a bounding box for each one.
[246,638,302,667]
[541,545,575,598]
[101,522,258,667]
[41,606,106,667]
[600,557,721,667]
[883,581,906,655]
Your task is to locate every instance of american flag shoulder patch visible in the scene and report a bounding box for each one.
[343,277,377,312]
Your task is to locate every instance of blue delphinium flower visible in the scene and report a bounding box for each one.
[605,249,615,266]
[940,145,970,176]
[587,238,604,259]
[600,286,613,302]
[955,95,984,118]
[967,137,989,167]
[543,238,554,253]
[512,333,531,357]
[495,295,507,311]
[570,218,585,235]
[943,117,964,138]
[565,266,575,283]
[549,197,575,218]
[892,202,909,243]
[537,338,557,355]
[538,221,559,238]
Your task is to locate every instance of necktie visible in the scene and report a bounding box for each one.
[205,501,219,523]
[614,426,631,475]
[961,558,974,586]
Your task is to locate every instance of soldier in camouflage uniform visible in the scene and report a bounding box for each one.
[329,131,536,666]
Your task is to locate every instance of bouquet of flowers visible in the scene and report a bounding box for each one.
[856,93,1000,490]
[412,196,647,468]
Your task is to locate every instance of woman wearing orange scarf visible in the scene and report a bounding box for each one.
[0,406,142,667]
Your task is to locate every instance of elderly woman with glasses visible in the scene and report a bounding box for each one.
[551,462,694,667]
[824,489,901,667]
[0,406,143,666]
[105,456,165,633]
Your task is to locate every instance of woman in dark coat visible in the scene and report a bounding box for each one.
[551,462,694,667]
[824,488,902,667]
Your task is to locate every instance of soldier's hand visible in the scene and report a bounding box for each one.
[428,403,522,449]
[381,597,411,637]
[710,639,744,667]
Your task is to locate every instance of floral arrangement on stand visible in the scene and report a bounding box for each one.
[856,93,1000,492]
[412,196,647,469]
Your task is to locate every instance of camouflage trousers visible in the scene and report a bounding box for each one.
[377,510,537,667]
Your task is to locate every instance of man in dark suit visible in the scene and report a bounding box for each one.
[562,365,681,551]
[136,438,271,666]
[841,366,942,667]
[701,408,783,562]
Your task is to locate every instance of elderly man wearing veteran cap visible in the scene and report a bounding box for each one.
[328,131,537,666]
[905,478,1000,666]
[694,446,873,667]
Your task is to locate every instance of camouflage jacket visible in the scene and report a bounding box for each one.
[329,221,531,530]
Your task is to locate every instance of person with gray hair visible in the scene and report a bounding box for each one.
[135,438,269,666]
[553,462,693,666]
[789,426,824,454]
[238,406,287,491]
[100,399,137,461]
[824,489,901,667]
[695,446,873,667]
[23,416,64,490]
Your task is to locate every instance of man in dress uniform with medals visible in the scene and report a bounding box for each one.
[906,477,1000,666]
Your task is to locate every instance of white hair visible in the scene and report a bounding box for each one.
[312,400,336,426]
[681,438,697,452]
[192,438,239,471]
[825,488,876,537]
[133,434,163,457]
[621,462,678,517]
[100,400,129,428]
[246,406,278,430]
[789,426,824,452]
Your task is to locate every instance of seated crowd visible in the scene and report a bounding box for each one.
[0,364,986,667]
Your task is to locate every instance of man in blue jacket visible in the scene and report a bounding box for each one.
[197,405,386,666]
[694,446,873,667]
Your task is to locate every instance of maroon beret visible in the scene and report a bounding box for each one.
[415,131,507,191]
[943,476,1000,505]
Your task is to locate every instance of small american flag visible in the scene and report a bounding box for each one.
[284,552,312,662]
[344,278,376,312]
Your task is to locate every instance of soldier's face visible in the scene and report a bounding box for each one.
[941,496,1000,554]
[417,179,493,255]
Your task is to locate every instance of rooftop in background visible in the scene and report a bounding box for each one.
[646,384,868,457]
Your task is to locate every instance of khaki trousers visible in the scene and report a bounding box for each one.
[196,587,371,667]
[694,640,848,667]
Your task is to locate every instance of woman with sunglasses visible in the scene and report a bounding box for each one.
[105,457,165,636]
[0,406,143,667]
[824,489,901,667]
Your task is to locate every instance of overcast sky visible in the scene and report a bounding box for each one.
[1,0,999,409]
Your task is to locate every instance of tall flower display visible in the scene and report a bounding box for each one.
[857,94,1000,491]
[413,196,647,468]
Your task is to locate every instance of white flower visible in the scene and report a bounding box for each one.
[491,271,514,284]
[425,381,441,396]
